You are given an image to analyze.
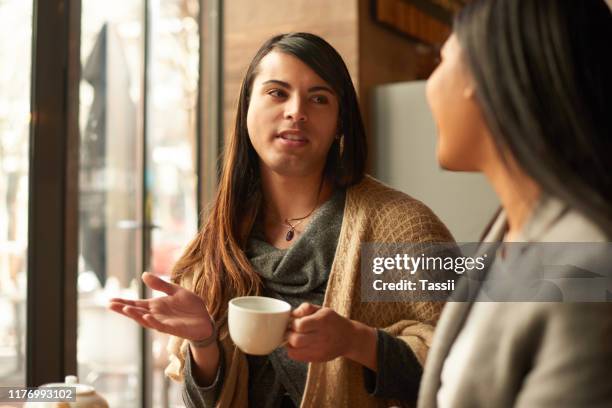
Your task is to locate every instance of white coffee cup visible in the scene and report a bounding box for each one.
[228,296,291,355]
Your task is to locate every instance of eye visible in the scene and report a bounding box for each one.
[267,89,287,98]
[311,94,329,104]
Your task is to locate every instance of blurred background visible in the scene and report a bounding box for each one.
[0,0,499,407]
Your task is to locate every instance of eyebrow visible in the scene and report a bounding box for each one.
[261,79,334,94]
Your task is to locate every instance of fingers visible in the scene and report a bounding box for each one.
[108,302,128,316]
[141,272,179,296]
[109,301,138,317]
[109,301,175,334]
[285,346,309,362]
[291,302,320,318]
[141,313,165,331]
[291,306,327,333]
[285,344,324,363]
[108,301,149,315]
[108,302,154,330]
[122,305,150,318]
[286,331,310,348]
[109,297,149,309]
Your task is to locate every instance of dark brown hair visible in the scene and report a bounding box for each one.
[455,0,612,235]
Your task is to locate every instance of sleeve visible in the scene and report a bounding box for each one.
[514,303,612,408]
[377,198,456,364]
[361,195,455,403]
[362,330,423,403]
[181,345,225,408]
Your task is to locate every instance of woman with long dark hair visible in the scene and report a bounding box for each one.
[110,32,453,407]
[419,1,612,407]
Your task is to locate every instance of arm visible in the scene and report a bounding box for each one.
[362,330,423,401]
[189,342,221,386]
[285,302,437,404]
[515,303,612,407]
[182,344,225,408]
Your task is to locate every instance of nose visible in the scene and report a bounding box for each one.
[284,95,307,123]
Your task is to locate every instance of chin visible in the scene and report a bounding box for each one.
[437,150,478,172]
[266,161,312,178]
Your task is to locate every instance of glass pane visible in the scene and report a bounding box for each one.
[78,1,145,406]
[147,0,200,406]
[0,0,33,388]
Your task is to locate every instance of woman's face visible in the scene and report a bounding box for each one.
[247,51,340,178]
[426,34,493,171]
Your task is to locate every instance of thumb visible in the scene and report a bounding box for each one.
[142,272,179,296]
[292,302,320,318]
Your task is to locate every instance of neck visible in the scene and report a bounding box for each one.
[483,160,541,241]
[260,168,334,223]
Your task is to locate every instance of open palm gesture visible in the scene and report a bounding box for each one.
[108,272,213,341]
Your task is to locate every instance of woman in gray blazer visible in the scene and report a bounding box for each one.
[419,0,612,407]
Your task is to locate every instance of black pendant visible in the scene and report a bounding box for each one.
[285,228,295,241]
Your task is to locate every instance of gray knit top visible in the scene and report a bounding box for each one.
[182,189,422,407]
[183,190,344,408]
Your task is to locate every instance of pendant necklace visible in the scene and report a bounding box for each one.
[282,179,324,242]
[284,209,315,241]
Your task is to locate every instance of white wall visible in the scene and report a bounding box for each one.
[372,81,499,242]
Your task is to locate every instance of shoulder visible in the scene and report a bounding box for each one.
[545,208,609,242]
[530,204,611,281]
[346,175,430,213]
[530,196,609,242]
[345,175,454,242]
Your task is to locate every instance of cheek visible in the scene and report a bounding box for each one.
[426,71,460,144]
[246,99,269,148]
[318,118,339,147]
[426,69,483,171]
[246,106,257,142]
[425,73,438,110]
[426,68,460,132]
[312,107,340,147]
[436,100,488,171]
[245,113,261,161]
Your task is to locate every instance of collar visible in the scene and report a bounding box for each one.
[482,194,569,243]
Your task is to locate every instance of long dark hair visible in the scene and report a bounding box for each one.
[172,32,367,326]
[454,0,612,235]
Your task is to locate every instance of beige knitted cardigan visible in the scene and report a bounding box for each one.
[165,175,454,407]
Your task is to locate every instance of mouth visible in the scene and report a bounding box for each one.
[277,130,308,145]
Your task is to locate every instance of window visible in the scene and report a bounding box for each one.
[0,1,216,407]
[77,0,200,406]
[0,0,33,388]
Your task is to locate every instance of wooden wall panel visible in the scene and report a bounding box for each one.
[373,0,452,46]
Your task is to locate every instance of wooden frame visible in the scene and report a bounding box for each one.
[371,0,466,46]
[27,0,81,386]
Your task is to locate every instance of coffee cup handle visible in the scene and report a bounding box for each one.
[280,316,295,348]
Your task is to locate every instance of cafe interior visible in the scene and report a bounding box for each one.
[0,0,511,406]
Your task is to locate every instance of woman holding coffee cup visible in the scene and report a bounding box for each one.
[110,32,454,407]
